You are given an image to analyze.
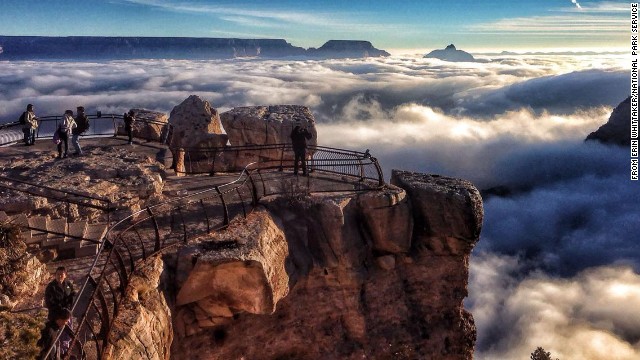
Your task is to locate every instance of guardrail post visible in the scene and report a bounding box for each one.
[215,186,229,226]
[175,148,185,176]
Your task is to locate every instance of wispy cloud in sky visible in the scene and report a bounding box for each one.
[469,1,625,42]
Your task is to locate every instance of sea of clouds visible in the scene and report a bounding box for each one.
[0,53,637,359]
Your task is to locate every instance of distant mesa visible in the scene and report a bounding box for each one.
[307,40,390,59]
[0,36,389,60]
[424,44,481,63]
[585,96,632,146]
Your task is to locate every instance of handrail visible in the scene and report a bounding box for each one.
[173,143,385,187]
[1,113,174,146]
[47,164,261,360]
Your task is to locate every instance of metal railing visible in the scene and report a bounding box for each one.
[48,164,261,359]
[174,143,385,187]
[0,113,173,146]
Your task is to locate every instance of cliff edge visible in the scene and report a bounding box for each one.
[108,170,482,359]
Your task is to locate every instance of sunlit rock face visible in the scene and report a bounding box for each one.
[220,105,317,167]
[424,44,478,62]
[168,95,227,150]
[106,257,173,360]
[117,109,168,142]
[586,96,632,146]
[163,172,481,360]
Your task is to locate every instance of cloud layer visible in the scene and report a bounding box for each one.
[469,254,640,360]
[0,53,635,359]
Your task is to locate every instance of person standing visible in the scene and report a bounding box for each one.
[44,266,76,320]
[123,110,135,145]
[57,110,76,159]
[290,120,312,176]
[22,104,39,146]
[72,106,88,156]
[37,308,72,360]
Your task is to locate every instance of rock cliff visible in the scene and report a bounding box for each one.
[108,170,482,359]
[585,96,632,146]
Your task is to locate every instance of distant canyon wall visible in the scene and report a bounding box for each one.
[0,37,389,60]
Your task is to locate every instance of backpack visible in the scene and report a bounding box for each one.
[19,112,26,125]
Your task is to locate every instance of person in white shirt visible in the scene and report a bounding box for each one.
[57,110,76,159]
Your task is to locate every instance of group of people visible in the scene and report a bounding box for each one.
[54,107,90,158]
[38,266,76,359]
[19,104,136,158]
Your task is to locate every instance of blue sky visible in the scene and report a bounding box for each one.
[0,0,630,51]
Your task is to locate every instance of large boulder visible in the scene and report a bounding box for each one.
[168,95,228,150]
[117,109,168,142]
[174,208,289,337]
[586,96,632,146]
[220,105,317,169]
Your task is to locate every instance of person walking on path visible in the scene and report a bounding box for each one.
[123,110,135,145]
[56,110,76,159]
[290,119,312,176]
[22,104,39,146]
[72,106,88,156]
[44,266,76,321]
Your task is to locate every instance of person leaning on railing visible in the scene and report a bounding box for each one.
[290,118,313,176]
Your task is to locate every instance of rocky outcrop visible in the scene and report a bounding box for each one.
[0,223,48,310]
[174,209,289,337]
[586,96,632,146]
[307,40,390,58]
[106,256,173,360]
[391,170,483,255]
[168,171,481,360]
[220,105,317,169]
[0,140,165,221]
[168,95,227,149]
[425,44,480,63]
[117,109,168,142]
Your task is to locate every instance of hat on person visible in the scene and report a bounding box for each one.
[77,106,85,112]
[65,110,73,115]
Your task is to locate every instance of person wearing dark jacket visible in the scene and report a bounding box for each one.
[71,106,88,156]
[45,267,75,321]
[37,308,72,360]
[123,110,135,144]
[290,121,312,176]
